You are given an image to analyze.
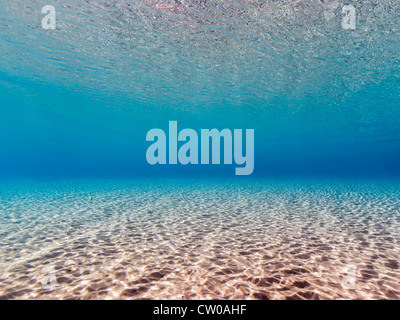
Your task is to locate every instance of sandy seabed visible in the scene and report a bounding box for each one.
[0,179,399,300]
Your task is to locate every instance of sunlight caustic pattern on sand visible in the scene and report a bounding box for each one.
[0,180,399,300]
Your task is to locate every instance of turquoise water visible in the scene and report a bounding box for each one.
[1,0,400,300]
[1,0,399,178]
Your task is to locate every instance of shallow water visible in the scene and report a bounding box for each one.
[1,1,400,300]
[1,0,400,177]
[1,180,399,300]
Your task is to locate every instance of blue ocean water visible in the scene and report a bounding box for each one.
[1,0,399,179]
[1,0,400,301]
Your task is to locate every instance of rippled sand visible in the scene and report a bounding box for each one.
[0,180,399,300]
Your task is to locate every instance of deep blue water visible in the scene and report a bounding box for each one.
[1,0,399,179]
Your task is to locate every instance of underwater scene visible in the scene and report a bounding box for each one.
[0,0,400,300]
